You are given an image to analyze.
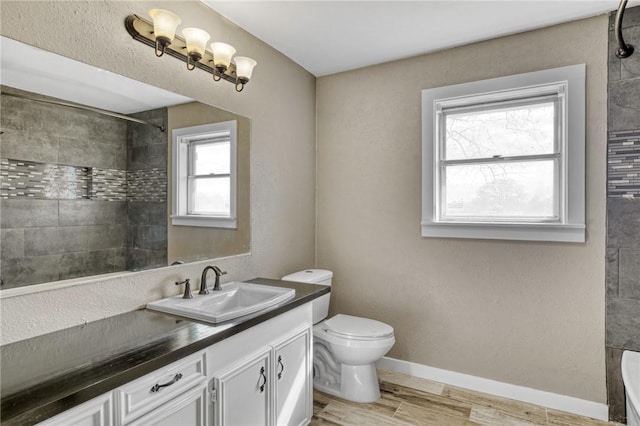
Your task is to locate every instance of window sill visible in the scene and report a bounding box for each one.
[421,221,585,243]
[171,215,237,229]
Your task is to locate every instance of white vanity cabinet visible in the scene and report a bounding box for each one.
[35,302,313,426]
[273,329,311,426]
[208,304,313,426]
[37,393,113,426]
[114,350,208,426]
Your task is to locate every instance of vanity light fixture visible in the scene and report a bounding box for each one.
[125,9,257,92]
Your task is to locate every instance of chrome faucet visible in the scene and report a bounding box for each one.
[200,266,227,293]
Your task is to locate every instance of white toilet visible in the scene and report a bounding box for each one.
[282,269,395,403]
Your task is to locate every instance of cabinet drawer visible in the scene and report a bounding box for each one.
[115,350,206,425]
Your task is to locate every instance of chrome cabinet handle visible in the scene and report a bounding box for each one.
[150,373,183,393]
[277,356,284,380]
[258,366,267,393]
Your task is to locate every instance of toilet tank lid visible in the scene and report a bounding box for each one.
[282,269,333,284]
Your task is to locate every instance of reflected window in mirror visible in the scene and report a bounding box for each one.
[172,121,237,228]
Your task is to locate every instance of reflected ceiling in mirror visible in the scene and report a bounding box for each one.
[0,37,251,291]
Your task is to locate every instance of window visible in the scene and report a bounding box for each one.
[172,121,237,228]
[422,65,585,242]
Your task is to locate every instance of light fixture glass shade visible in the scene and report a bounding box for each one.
[234,57,257,81]
[210,42,236,69]
[149,9,181,42]
[182,28,210,58]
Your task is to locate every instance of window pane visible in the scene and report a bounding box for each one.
[190,177,230,216]
[444,101,555,160]
[192,141,230,175]
[442,160,556,219]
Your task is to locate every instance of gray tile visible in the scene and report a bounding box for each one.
[148,201,167,226]
[58,137,126,170]
[0,97,27,131]
[608,197,640,248]
[145,249,167,269]
[38,105,91,139]
[58,226,90,253]
[0,228,24,260]
[607,248,620,299]
[127,146,149,170]
[609,79,640,131]
[86,250,117,275]
[0,128,59,164]
[620,27,640,79]
[87,140,126,170]
[1,255,60,287]
[114,201,128,225]
[609,39,622,82]
[126,248,148,271]
[606,347,627,423]
[59,200,115,226]
[24,227,60,256]
[87,225,127,250]
[88,115,127,147]
[620,249,640,299]
[58,252,88,280]
[606,297,640,350]
[114,248,126,271]
[148,145,167,169]
[127,201,150,225]
[609,5,640,30]
[0,199,59,228]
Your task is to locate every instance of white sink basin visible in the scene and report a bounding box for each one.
[146,282,296,324]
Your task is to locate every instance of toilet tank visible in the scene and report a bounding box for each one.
[282,269,332,324]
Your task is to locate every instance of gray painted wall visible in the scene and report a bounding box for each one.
[606,5,640,422]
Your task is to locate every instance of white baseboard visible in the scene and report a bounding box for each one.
[376,357,608,421]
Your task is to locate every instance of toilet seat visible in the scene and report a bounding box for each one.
[323,314,394,341]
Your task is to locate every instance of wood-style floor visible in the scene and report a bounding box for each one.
[311,370,621,426]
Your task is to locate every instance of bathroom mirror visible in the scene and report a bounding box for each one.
[0,37,250,290]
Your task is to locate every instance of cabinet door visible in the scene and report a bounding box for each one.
[127,381,207,426]
[213,348,271,426]
[273,328,311,426]
[37,393,112,426]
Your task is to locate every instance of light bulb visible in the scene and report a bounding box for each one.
[234,57,257,82]
[210,42,236,72]
[182,27,210,69]
[149,9,181,43]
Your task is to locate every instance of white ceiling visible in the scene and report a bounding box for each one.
[0,37,191,114]
[202,0,637,76]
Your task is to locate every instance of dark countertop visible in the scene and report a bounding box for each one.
[0,278,329,425]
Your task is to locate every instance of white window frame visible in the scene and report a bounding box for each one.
[421,64,586,243]
[172,120,237,229]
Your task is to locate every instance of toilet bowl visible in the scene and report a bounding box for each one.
[282,270,395,403]
[623,350,640,426]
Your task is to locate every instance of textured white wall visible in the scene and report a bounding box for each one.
[0,1,316,345]
[316,16,608,403]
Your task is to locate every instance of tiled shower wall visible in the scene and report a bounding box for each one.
[606,6,640,422]
[0,87,167,288]
[126,108,168,272]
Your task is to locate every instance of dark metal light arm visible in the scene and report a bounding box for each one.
[124,14,239,85]
[615,0,635,58]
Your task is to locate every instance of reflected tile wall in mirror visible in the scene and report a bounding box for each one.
[0,87,168,288]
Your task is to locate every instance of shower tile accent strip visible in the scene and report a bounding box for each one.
[91,168,127,201]
[608,129,640,198]
[0,158,90,200]
[1,159,166,202]
[127,168,166,202]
